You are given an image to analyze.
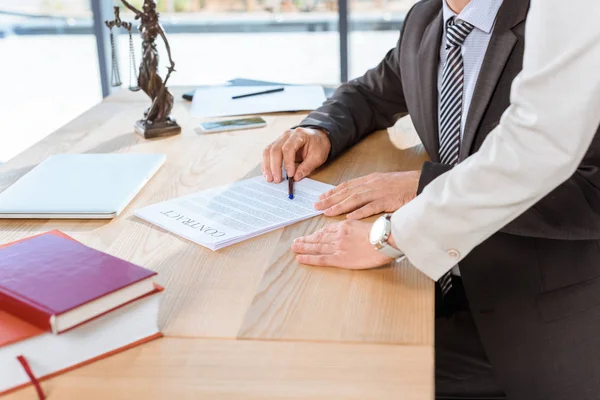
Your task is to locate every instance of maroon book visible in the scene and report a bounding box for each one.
[0,232,157,334]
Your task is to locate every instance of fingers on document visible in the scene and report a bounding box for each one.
[263,133,283,183]
[346,200,386,220]
[282,133,305,179]
[318,175,371,201]
[315,186,376,217]
[294,152,323,182]
[284,129,322,182]
[263,128,328,184]
[263,129,296,183]
[262,146,273,182]
[269,142,284,183]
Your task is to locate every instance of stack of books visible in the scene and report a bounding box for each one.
[0,231,162,397]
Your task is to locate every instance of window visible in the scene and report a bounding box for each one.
[114,0,341,87]
[1,0,415,162]
[0,1,101,162]
[349,0,416,79]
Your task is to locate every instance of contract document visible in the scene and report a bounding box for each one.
[135,176,335,250]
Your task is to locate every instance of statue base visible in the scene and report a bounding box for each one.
[134,117,181,139]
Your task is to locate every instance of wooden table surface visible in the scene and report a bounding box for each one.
[0,87,434,399]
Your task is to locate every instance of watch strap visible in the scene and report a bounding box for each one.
[378,242,404,259]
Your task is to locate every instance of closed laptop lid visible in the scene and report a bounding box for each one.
[0,153,165,218]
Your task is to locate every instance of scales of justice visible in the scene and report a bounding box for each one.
[105,0,181,139]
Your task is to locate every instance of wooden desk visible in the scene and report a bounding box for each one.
[0,87,433,399]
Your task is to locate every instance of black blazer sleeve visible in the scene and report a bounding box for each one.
[418,134,600,240]
[297,7,415,159]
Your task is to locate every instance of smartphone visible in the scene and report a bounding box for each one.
[198,117,267,133]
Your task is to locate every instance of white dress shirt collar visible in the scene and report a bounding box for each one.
[442,0,504,34]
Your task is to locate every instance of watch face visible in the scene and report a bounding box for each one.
[370,217,387,244]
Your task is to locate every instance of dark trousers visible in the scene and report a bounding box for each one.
[435,276,506,400]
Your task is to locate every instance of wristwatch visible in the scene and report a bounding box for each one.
[370,214,405,259]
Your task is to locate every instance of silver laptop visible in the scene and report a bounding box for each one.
[0,153,166,219]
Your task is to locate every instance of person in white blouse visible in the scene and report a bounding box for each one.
[263,0,600,398]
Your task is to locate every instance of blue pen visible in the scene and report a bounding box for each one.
[288,175,294,200]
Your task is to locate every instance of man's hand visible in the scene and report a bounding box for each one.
[262,127,331,183]
[292,220,394,269]
[315,171,420,220]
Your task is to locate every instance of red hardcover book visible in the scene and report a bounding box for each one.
[0,289,163,397]
[0,231,163,398]
[0,232,157,334]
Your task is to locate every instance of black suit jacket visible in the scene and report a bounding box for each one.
[299,0,600,399]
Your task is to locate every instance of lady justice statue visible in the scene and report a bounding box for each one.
[106,0,181,139]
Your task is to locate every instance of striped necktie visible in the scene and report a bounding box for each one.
[438,18,474,296]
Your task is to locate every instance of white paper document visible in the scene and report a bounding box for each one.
[135,176,335,250]
[190,85,327,119]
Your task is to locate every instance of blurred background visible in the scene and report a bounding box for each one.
[0,0,417,162]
